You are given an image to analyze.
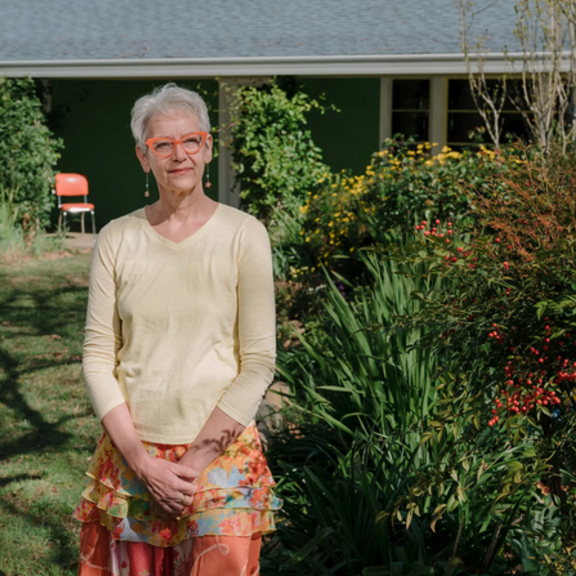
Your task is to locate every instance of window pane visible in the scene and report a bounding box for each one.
[392,111,429,141]
[448,111,530,145]
[393,80,430,110]
[501,112,530,142]
[449,79,524,112]
[448,112,489,144]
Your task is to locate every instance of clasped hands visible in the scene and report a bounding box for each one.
[138,456,201,521]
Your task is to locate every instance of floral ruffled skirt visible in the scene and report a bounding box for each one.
[74,422,281,560]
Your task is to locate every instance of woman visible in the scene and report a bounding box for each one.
[74,83,280,576]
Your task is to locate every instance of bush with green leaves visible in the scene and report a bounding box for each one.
[0,77,63,228]
[224,79,332,223]
[272,138,508,330]
[292,138,506,274]
[385,144,576,570]
[263,253,559,575]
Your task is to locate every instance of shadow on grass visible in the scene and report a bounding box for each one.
[0,346,72,459]
[0,263,91,574]
[0,490,79,573]
[0,473,42,488]
[0,278,89,455]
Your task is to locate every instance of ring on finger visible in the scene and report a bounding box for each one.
[180,495,187,506]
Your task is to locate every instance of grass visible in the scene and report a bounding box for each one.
[0,250,99,576]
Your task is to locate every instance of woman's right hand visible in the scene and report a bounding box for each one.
[100,404,200,517]
[137,457,199,517]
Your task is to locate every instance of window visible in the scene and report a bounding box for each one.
[392,80,430,142]
[447,79,530,148]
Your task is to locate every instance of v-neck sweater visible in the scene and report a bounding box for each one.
[82,204,276,444]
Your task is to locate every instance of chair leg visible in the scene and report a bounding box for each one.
[58,212,62,232]
[63,212,67,234]
[91,211,96,238]
[81,212,85,235]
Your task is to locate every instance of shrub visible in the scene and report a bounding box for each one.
[0,77,63,228]
[224,79,332,223]
[272,138,508,327]
[295,138,505,270]
[0,187,25,255]
[389,144,576,566]
[265,254,555,575]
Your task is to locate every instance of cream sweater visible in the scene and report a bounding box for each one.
[82,204,276,444]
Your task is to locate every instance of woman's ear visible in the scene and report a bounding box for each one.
[203,134,213,165]
[136,145,151,173]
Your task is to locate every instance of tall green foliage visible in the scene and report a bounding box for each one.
[224,79,332,222]
[390,145,576,571]
[0,77,63,228]
[265,254,553,575]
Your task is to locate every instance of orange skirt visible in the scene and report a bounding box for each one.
[79,521,262,576]
[74,423,281,575]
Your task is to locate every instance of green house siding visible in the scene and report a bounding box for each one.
[49,79,219,228]
[48,77,381,228]
[298,77,381,176]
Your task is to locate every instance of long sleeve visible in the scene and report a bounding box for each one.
[82,223,126,421]
[216,217,277,425]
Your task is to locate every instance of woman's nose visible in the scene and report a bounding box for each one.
[172,142,188,160]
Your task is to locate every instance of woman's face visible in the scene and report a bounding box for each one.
[136,111,212,196]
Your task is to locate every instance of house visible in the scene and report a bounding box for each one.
[0,0,522,224]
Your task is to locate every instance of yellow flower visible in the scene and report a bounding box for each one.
[305,237,311,242]
[349,247,355,252]
[441,145,452,154]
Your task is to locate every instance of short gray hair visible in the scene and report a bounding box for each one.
[130,83,211,150]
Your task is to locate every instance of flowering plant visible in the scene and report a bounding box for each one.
[390,145,576,563]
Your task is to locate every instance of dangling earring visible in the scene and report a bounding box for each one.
[144,172,150,197]
[205,163,212,188]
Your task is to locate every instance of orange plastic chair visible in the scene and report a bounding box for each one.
[53,173,96,235]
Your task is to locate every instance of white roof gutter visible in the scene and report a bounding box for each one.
[0,52,557,79]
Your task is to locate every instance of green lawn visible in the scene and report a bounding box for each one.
[0,251,100,576]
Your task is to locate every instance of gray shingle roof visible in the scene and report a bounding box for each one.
[0,0,520,61]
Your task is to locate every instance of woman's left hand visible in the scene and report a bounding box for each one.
[150,485,197,520]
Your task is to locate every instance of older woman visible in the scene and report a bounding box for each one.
[73,83,280,576]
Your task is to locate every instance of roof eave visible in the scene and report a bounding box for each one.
[0,53,535,79]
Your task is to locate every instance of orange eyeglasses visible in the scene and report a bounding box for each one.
[145,131,208,158]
